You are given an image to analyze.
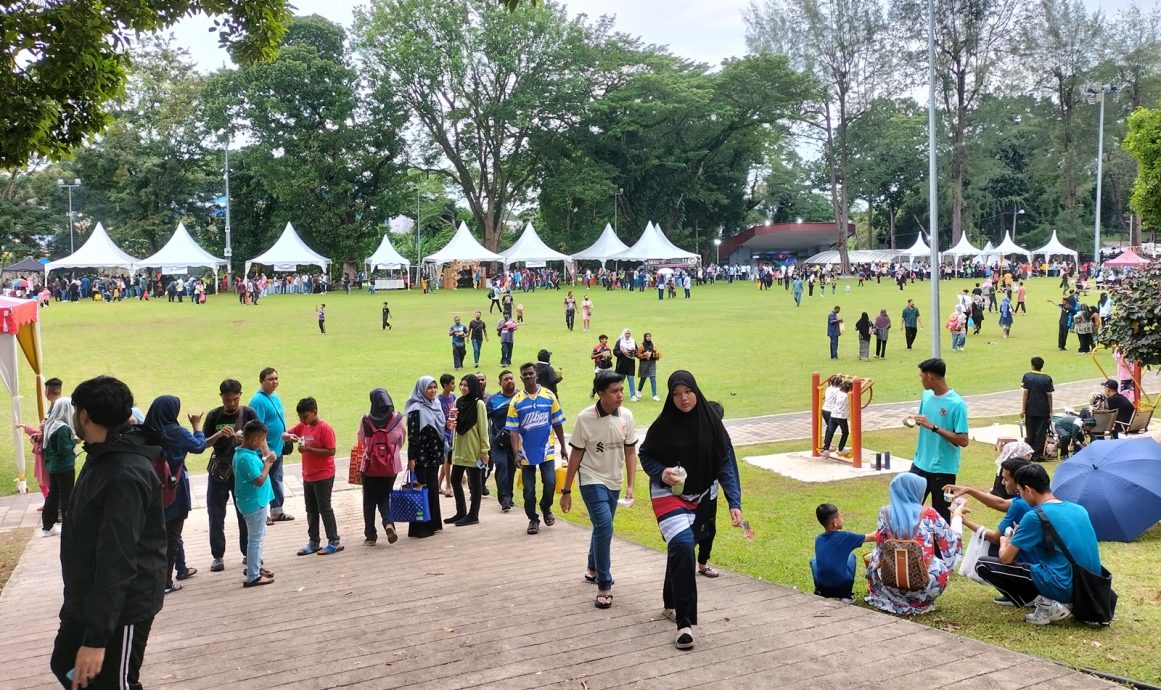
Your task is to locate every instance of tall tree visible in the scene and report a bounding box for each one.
[891,0,1019,247]
[846,99,927,248]
[745,0,891,271]
[1124,107,1161,232]
[1,0,290,168]
[354,0,598,252]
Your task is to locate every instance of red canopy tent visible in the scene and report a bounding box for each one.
[0,297,45,493]
[1103,249,1151,268]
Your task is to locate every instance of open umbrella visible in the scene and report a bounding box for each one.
[1052,438,1161,542]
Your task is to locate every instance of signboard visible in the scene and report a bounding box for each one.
[524,260,547,268]
[273,263,298,272]
[161,266,189,276]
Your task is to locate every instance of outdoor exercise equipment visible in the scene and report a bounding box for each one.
[810,372,874,468]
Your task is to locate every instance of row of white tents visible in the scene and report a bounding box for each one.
[805,231,1079,266]
[41,219,697,278]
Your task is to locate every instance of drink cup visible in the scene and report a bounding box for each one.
[943,490,955,503]
[670,466,687,495]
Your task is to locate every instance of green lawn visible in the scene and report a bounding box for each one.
[561,425,1161,684]
[2,275,1112,494]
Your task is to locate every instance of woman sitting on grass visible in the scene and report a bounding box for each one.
[865,473,962,615]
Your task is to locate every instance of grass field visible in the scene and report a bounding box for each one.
[1,274,1114,494]
[559,425,1161,684]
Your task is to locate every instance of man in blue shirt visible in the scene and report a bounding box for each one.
[507,362,567,535]
[907,358,969,521]
[971,464,1105,625]
[487,370,518,512]
[826,306,842,359]
[249,367,293,524]
[449,315,468,370]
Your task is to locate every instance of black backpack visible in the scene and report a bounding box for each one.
[207,408,246,483]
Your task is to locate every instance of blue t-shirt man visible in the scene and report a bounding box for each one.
[1011,501,1102,603]
[913,388,969,474]
[506,386,565,466]
[249,390,286,455]
[449,321,467,347]
[812,530,866,598]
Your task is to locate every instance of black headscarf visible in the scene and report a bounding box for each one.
[142,395,186,451]
[368,388,394,427]
[639,370,728,496]
[455,374,482,435]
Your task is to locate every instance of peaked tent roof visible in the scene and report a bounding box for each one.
[943,232,981,257]
[805,249,907,265]
[610,222,699,262]
[365,234,412,270]
[423,222,503,264]
[1031,230,1077,259]
[1103,248,1151,267]
[1,258,45,274]
[45,222,140,274]
[571,223,630,263]
[246,222,331,274]
[993,231,1032,259]
[901,234,930,257]
[500,222,569,266]
[136,222,226,271]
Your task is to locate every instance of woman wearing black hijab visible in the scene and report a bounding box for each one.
[445,374,489,526]
[639,371,743,650]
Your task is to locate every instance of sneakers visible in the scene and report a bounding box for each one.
[39,528,55,538]
[993,595,1016,607]
[675,627,695,650]
[454,516,479,526]
[630,396,640,402]
[211,558,225,572]
[1025,598,1072,625]
[652,395,660,401]
[385,524,398,544]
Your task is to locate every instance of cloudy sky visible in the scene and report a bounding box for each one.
[169,0,1140,70]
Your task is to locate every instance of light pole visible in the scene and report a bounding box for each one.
[1011,206,1024,241]
[56,178,81,253]
[1086,83,1116,266]
[415,183,422,289]
[713,238,722,266]
[613,187,623,235]
[223,137,233,284]
[926,0,941,358]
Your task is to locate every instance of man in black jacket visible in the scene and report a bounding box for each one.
[50,376,166,690]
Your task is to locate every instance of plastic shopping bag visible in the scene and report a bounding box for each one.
[958,526,990,584]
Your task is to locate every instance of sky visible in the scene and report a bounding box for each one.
[169,0,1141,72]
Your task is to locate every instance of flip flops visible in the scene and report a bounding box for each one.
[595,592,613,609]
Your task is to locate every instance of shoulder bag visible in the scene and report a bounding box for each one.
[1035,507,1117,626]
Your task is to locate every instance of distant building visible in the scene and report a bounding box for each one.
[719,222,856,266]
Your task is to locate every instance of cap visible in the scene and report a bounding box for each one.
[1103,379,1119,391]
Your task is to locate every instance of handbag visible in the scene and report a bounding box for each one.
[347,445,363,485]
[389,471,431,523]
[957,526,990,584]
[1035,507,1117,626]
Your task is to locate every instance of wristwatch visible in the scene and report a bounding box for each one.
[561,489,572,495]
[931,424,940,433]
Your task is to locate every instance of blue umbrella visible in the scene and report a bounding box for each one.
[1052,438,1161,542]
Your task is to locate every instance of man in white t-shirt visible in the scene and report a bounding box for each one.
[560,371,638,610]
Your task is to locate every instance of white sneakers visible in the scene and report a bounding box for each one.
[1025,596,1072,625]
[630,396,640,402]
[652,395,660,401]
[39,524,61,538]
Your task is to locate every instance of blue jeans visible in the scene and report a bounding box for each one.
[952,332,966,350]
[268,456,285,514]
[471,339,482,366]
[638,373,657,397]
[491,446,513,506]
[522,461,556,522]
[810,554,856,598]
[580,484,620,589]
[829,335,839,359]
[500,341,513,365]
[626,376,636,398]
[207,477,247,559]
[243,507,268,582]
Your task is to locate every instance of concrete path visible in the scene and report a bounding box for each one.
[3,372,1158,533]
[0,487,1113,689]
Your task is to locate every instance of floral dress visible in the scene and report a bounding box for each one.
[865,506,962,615]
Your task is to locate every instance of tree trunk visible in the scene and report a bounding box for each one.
[888,205,896,249]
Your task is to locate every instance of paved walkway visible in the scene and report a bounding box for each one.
[0,487,1113,689]
[3,372,1158,533]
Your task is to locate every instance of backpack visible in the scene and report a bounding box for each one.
[151,452,183,509]
[361,413,404,477]
[944,314,958,331]
[878,512,930,591]
[207,408,246,483]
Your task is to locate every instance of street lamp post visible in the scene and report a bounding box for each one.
[56,178,82,253]
[613,187,623,235]
[1086,83,1116,266]
[926,0,941,358]
[1011,206,1024,241]
[713,238,722,266]
[415,183,422,289]
[223,139,233,284]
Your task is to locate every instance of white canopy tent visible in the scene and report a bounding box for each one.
[942,233,980,260]
[571,223,630,266]
[246,222,331,275]
[977,241,998,265]
[501,222,569,267]
[423,222,503,264]
[1032,231,1078,267]
[44,222,140,276]
[805,249,907,265]
[900,234,931,265]
[610,222,699,262]
[135,222,226,274]
[993,231,1032,262]
[365,234,412,271]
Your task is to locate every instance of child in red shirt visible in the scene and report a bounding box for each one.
[285,397,342,555]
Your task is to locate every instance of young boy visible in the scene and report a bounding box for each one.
[811,503,874,603]
[234,420,277,587]
[317,304,326,334]
[438,374,457,497]
[285,397,341,556]
[516,303,525,323]
[382,302,392,330]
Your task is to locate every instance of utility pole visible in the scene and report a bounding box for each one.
[56,178,82,253]
[926,0,940,358]
[223,138,233,284]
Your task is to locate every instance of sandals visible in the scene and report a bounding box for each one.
[543,512,556,527]
[243,575,274,588]
[595,592,613,609]
[267,513,296,525]
[176,567,198,581]
[583,573,597,584]
[164,583,183,594]
[297,544,320,556]
[317,544,344,555]
[698,565,720,578]
[527,521,540,535]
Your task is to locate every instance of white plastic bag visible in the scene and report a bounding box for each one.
[957,526,990,584]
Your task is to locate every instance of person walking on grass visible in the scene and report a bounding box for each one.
[1021,358,1054,461]
[381,301,392,330]
[901,299,921,351]
[507,362,567,536]
[581,295,593,332]
[449,315,468,370]
[285,397,342,556]
[317,304,326,334]
[564,291,577,331]
[468,310,487,368]
[873,309,892,359]
[51,376,167,690]
[855,312,872,361]
[826,306,842,360]
[560,371,638,610]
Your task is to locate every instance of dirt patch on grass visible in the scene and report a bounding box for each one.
[0,528,34,594]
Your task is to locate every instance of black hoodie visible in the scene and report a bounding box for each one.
[60,426,167,647]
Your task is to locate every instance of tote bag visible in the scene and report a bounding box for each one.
[389,472,431,523]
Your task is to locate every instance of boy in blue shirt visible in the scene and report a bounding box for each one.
[233,420,277,588]
[811,503,874,603]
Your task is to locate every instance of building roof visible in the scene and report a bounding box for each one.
[719,222,856,257]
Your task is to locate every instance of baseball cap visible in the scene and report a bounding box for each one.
[1103,379,1119,391]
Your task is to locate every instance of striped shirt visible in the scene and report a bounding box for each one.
[506,387,565,466]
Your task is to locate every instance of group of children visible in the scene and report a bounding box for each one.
[819,374,854,458]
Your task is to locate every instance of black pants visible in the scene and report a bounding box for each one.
[1025,415,1049,457]
[909,464,956,522]
[165,516,186,587]
[1016,301,1026,313]
[974,556,1040,607]
[663,507,710,629]
[565,310,575,330]
[206,477,246,560]
[361,474,396,541]
[304,477,340,546]
[318,319,325,334]
[875,337,887,358]
[695,495,717,566]
[52,617,154,690]
[1058,323,1069,350]
[905,327,917,350]
[42,470,74,531]
[450,465,483,520]
[409,465,442,538]
[823,417,849,451]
